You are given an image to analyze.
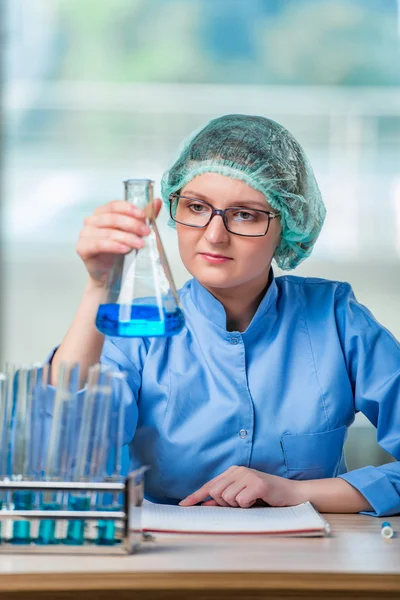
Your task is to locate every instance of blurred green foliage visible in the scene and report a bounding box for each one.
[55,0,400,85]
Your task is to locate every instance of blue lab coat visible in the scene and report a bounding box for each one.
[91,270,400,516]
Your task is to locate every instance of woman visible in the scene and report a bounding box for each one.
[51,114,400,515]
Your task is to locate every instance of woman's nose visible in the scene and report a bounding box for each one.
[203,214,230,244]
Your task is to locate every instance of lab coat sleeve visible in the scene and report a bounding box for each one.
[100,336,144,446]
[334,282,400,516]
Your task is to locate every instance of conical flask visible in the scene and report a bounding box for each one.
[95,179,185,337]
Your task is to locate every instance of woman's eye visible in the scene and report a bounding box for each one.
[189,203,207,213]
[234,211,254,221]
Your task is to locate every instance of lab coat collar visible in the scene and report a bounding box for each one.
[189,268,278,333]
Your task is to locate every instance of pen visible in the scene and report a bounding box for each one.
[381,521,394,539]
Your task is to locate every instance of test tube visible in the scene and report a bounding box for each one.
[73,365,100,481]
[1,365,16,542]
[11,367,35,544]
[89,371,113,482]
[65,364,100,545]
[0,373,8,541]
[0,373,7,471]
[73,369,110,545]
[96,371,127,545]
[2,365,16,481]
[110,372,127,481]
[91,370,116,545]
[33,363,58,545]
[29,364,49,482]
[40,362,79,545]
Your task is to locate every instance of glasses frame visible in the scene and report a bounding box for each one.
[169,194,280,238]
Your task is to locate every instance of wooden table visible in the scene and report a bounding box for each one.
[0,514,399,599]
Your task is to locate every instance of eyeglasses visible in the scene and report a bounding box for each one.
[169,194,280,237]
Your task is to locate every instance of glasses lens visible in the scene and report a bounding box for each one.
[173,196,212,227]
[225,208,269,236]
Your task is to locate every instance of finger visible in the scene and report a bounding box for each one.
[194,494,230,507]
[144,198,162,220]
[77,236,133,259]
[180,476,234,507]
[179,483,231,506]
[154,197,162,216]
[179,485,211,506]
[220,481,247,507]
[204,466,241,491]
[93,199,163,220]
[235,487,258,509]
[207,497,230,507]
[206,467,244,500]
[201,476,242,508]
[207,479,239,507]
[79,227,145,249]
[179,467,241,506]
[94,200,145,219]
[84,214,151,237]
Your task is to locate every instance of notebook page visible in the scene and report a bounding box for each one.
[142,501,330,534]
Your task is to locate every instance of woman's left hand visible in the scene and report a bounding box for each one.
[179,466,301,508]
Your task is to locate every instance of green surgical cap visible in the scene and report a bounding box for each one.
[161,114,326,270]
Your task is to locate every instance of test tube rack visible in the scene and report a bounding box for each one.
[0,468,146,554]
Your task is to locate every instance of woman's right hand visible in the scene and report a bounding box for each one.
[76,198,162,286]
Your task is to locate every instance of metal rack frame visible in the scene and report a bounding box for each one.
[0,467,147,554]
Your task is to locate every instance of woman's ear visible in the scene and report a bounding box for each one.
[274,225,282,251]
[275,216,282,249]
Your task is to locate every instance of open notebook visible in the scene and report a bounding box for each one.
[141,501,331,537]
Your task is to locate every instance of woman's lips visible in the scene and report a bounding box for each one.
[199,253,233,263]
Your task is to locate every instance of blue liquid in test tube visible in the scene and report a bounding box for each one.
[36,502,61,545]
[96,506,123,546]
[11,491,34,544]
[64,495,90,545]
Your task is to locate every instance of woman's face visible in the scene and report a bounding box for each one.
[176,173,281,291]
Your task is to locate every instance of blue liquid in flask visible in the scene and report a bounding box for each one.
[96,304,184,338]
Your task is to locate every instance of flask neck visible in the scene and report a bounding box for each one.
[124,179,154,210]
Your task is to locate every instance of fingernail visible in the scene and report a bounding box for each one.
[140,225,150,235]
